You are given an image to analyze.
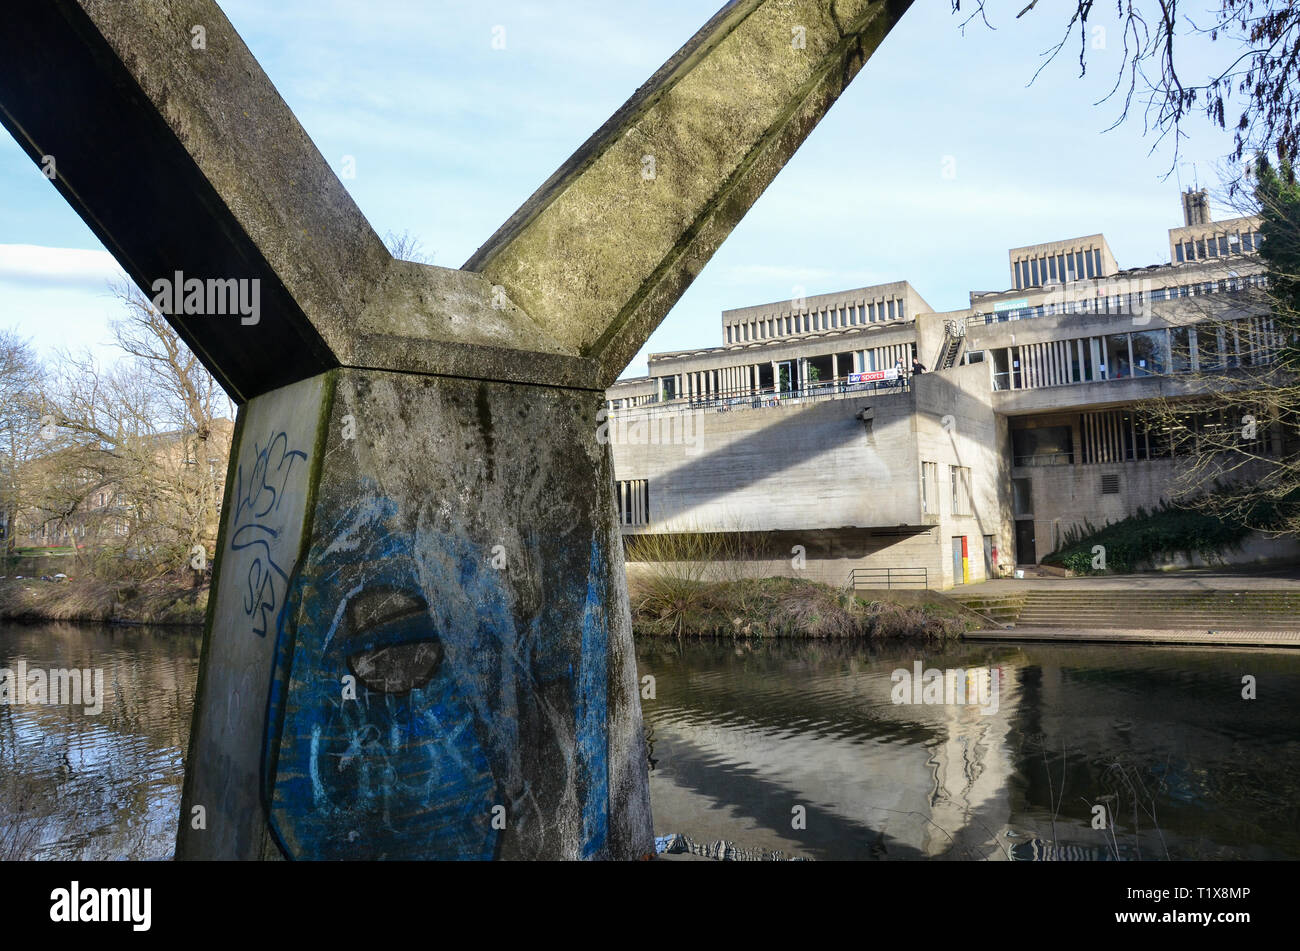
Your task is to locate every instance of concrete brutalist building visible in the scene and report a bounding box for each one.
[605,190,1295,589]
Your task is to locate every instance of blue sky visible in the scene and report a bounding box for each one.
[0,0,1244,380]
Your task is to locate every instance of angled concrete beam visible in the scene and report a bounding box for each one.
[0,0,583,401]
[467,0,912,386]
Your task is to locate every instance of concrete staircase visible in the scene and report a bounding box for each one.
[949,593,1026,627]
[982,589,1300,632]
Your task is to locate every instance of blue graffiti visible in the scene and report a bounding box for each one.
[230,431,307,637]
[260,481,614,859]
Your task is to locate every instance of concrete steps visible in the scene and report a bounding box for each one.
[1010,590,1300,632]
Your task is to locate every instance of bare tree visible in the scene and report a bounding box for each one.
[1139,158,1300,533]
[384,229,434,265]
[953,2,1300,171]
[34,286,234,580]
[0,329,45,555]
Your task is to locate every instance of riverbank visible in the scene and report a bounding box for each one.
[629,575,970,640]
[0,576,208,626]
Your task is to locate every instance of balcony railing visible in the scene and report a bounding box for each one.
[611,375,911,416]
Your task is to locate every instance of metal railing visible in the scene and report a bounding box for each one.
[611,376,912,416]
[846,566,929,590]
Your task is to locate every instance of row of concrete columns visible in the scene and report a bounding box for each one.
[618,479,649,526]
[725,297,908,344]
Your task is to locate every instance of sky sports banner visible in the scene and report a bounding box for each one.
[848,368,902,384]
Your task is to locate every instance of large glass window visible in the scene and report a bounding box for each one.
[1243,232,1254,252]
[888,300,896,319]
[1197,326,1224,370]
[1085,252,1095,278]
[1049,256,1058,281]
[1105,334,1131,378]
[1169,327,1192,373]
[1093,249,1103,276]
[1131,330,1168,376]
[1076,251,1085,276]
[1176,243,1184,262]
[1015,261,1023,288]
[1218,235,1229,255]
[1031,259,1040,286]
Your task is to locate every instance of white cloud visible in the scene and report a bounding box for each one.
[0,244,126,292]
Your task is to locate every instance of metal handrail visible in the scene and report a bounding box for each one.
[846,566,929,590]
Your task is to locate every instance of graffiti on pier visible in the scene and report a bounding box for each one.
[230,431,308,638]
[260,481,611,860]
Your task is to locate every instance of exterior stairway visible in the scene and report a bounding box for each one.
[954,586,1300,645]
[1013,589,1300,632]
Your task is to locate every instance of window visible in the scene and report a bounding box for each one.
[616,480,650,526]
[1219,235,1229,255]
[1049,256,1058,281]
[1008,478,1029,517]
[1170,327,1192,373]
[950,465,972,516]
[888,300,896,319]
[1076,251,1085,276]
[1105,333,1131,378]
[1084,252,1095,278]
[1196,238,1206,257]
[1031,259,1040,286]
[1015,260,1023,288]
[1176,243,1184,262]
[921,462,939,515]
[1130,330,1167,376]
[1243,232,1254,252]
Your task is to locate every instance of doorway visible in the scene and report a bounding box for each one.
[1015,520,1036,565]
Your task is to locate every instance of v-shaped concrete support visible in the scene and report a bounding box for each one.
[0,0,911,859]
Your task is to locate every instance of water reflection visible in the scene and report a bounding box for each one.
[638,639,1300,860]
[3,623,1297,861]
[0,622,201,860]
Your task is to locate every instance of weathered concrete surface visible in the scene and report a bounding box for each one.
[468,0,914,386]
[0,0,914,858]
[177,375,330,859]
[179,369,649,858]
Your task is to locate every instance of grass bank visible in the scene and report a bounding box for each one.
[0,576,208,626]
[629,575,970,641]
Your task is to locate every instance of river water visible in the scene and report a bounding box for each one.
[2,622,1297,860]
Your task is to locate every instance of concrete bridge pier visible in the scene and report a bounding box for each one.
[182,367,648,859]
[0,0,912,858]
